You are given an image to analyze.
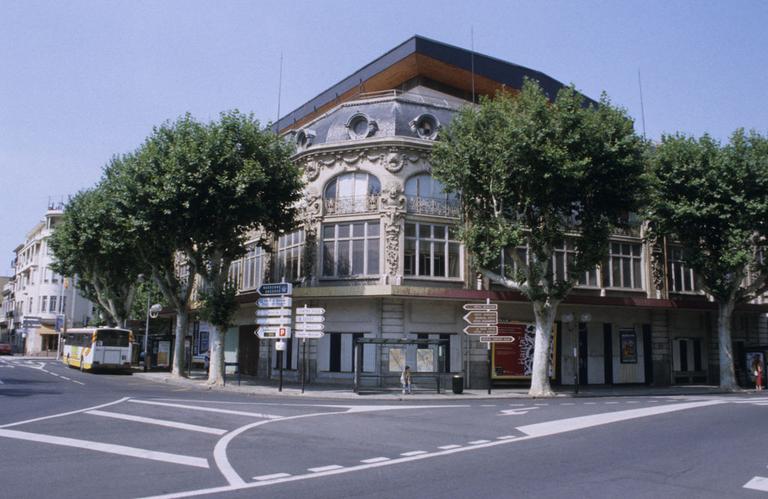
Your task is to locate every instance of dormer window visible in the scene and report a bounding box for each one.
[346,113,377,140]
[410,114,440,140]
[296,129,316,150]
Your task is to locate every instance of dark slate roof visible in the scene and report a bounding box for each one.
[275,35,584,133]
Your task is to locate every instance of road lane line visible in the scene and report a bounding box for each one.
[400,451,427,456]
[497,435,517,440]
[308,465,343,473]
[517,399,725,438]
[361,457,390,463]
[469,440,491,445]
[0,429,209,468]
[253,473,291,481]
[438,445,461,450]
[743,476,768,492]
[86,410,227,435]
[0,397,129,429]
[129,400,282,419]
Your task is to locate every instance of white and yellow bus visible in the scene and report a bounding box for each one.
[62,327,133,372]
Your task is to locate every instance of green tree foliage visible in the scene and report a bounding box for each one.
[432,80,646,396]
[106,111,302,381]
[49,171,144,327]
[646,129,768,389]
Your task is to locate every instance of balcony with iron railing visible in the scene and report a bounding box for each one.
[406,196,461,218]
[324,195,380,216]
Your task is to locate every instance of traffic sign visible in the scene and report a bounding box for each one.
[296,331,325,339]
[296,307,325,315]
[256,326,291,339]
[463,311,498,324]
[258,283,293,296]
[255,316,292,326]
[463,325,498,335]
[463,303,498,311]
[257,296,292,308]
[256,308,291,317]
[296,322,324,331]
[295,315,325,323]
[479,335,515,343]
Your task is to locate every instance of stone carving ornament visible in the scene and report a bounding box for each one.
[381,182,406,277]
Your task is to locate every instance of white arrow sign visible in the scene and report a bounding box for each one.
[296,307,325,315]
[256,316,292,326]
[257,296,292,308]
[296,331,325,339]
[295,315,325,323]
[256,308,291,317]
[256,326,291,339]
[296,323,325,331]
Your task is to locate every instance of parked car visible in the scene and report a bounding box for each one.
[0,343,12,355]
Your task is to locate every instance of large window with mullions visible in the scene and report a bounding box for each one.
[404,222,461,278]
[322,221,380,277]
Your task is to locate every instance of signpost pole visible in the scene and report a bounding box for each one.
[487,342,492,395]
[301,338,306,394]
[278,346,283,392]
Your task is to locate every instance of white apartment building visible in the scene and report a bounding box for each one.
[8,202,94,355]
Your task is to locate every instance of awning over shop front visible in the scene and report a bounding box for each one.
[37,325,59,335]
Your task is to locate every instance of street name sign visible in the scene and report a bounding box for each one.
[295,331,324,339]
[462,311,498,324]
[463,325,499,335]
[296,307,325,315]
[462,303,498,311]
[256,308,292,317]
[257,296,292,308]
[295,305,326,339]
[255,316,292,326]
[258,283,293,296]
[296,322,324,331]
[295,315,325,323]
[479,335,515,343]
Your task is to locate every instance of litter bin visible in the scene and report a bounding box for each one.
[452,375,464,394]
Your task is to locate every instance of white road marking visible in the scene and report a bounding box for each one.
[0,428,208,468]
[497,435,517,440]
[469,440,491,445]
[605,401,619,404]
[361,457,390,463]
[0,397,129,429]
[308,465,343,473]
[517,399,725,437]
[499,406,540,416]
[585,402,596,405]
[533,403,548,406]
[480,404,496,407]
[138,398,731,499]
[253,473,291,481]
[60,376,71,381]
[72,380,85,385]
[438,445,461,450]
[86,410,227,435]
[626,401,639,404]
[561,403,575,406]
[129,400,282,419]
[743,476,768,492]
[400,451,427,456]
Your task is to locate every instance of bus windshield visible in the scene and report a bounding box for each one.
[96,329,131,347]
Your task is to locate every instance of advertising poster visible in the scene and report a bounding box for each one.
[389,348,405,372]
[492,322,557,379]
[416,349,434,372]
[620,330,638,364]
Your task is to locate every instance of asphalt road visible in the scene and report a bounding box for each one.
[1,356,767,499]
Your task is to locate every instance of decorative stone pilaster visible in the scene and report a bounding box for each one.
[381,181,406,281]
[300,187,323,286]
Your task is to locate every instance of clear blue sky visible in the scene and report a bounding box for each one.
[1,1,767,274]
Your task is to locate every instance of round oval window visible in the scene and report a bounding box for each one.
[350,116,369,137]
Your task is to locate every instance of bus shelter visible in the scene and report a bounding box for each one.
[353,337,450,394]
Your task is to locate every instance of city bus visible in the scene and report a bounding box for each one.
[61,327,133,372]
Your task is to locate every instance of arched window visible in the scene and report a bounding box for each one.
[404,174,459,217]
[324,172,381,215]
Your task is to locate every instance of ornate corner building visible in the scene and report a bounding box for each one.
[211,36,768,389]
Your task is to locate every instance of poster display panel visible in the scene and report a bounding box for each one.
[491,322,557,379]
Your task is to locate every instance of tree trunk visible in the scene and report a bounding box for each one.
[207,325,226,386]
[717,300,737,390]
[529,299,559,397]
[171,309,189,378]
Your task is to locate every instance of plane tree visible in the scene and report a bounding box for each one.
[646,130,768,390]
[432,80,647,396]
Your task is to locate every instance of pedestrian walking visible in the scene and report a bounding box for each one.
[401,365,412,394]
[754,358,763,391]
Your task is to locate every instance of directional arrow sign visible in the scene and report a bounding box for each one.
[296,307,325,315]
[296,323,325,331]
[257,296,292,308]
[463,325,498,335]
[256,308,291,317]
[479,335,515,343]
[256,316,292,326]
[463,311,498,324]
[463,303,498,311]
[296,331,325,339]
[295,315,325,323]
[258,283,292,296]
[256,326,291,339]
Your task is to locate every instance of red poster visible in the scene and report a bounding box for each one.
[492,322,557,379]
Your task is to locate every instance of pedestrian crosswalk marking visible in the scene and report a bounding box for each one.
[129,400,282,419]
[743,476,768,492]
[0,428,209,468]
[253,473,291,481]
[86,410,228,435]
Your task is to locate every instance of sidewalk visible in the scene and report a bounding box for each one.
[130,368,741,400]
